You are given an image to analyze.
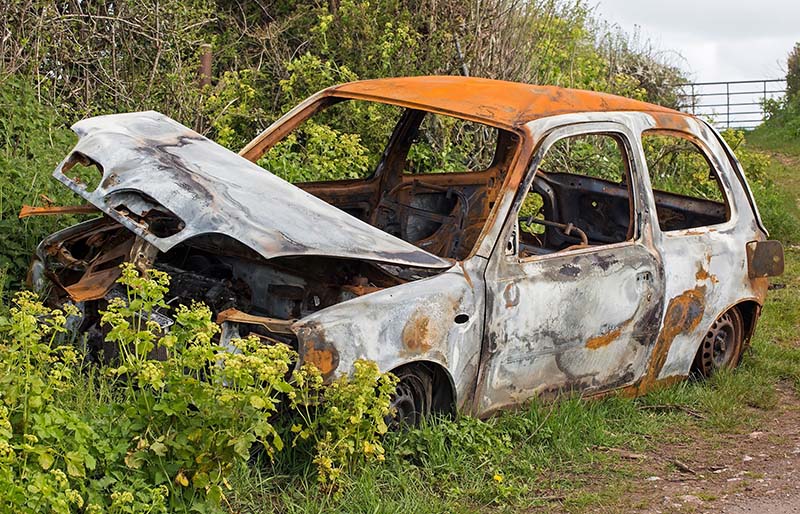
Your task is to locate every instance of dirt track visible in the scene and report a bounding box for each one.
[634,385,800,513]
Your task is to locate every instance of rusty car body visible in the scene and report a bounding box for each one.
[28,76,784,421]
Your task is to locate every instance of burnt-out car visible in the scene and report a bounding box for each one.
[27,76,784,422]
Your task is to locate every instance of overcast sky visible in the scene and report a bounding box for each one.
[595,0,799,83]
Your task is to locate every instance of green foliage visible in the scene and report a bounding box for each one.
[540,134,626,182]
[0,77,80,290]
[407,115,497,174]
[721,128,800,243]
[1,0,216,122]
[259,97,402,182]
[750,41,800,152]
[720,129,770,183]
[758,95,800,146]
[290,360,397,484]
[638,129,769,204]
[201,70,270,151]
[787,42,800,100]
[644,133,722,200]
[2,0,686,153]
[0,264,397,512]
[260,120,372,182]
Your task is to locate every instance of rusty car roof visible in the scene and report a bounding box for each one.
[330,76,683,129]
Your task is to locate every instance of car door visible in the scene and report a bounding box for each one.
[473,122,665,416]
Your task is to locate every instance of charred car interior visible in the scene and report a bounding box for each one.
[249,100,521,262]
[518,131,730,257]
[26,76,783,421]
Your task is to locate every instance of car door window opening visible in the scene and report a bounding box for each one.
[517,133,635,258]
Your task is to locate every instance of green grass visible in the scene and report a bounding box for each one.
[228,131,800,512]
[749,117,800,157]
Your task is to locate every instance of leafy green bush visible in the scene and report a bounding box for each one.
[0,78,81,290]
[786,42,800,100]
[0,264,396,512]
[757,95,800,145]
[260,120,373,183]
[290,360,397,484]
[750,42,800,153]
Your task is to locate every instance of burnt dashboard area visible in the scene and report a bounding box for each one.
[36,216,418,361]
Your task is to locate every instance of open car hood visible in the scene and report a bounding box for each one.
[54,111,452,269]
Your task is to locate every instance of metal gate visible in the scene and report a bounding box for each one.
[677,79,787,130]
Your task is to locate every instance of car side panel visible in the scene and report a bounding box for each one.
[477,242,664,415]
[641,116,769,379]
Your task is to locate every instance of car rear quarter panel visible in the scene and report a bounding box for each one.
[643,115,769,380]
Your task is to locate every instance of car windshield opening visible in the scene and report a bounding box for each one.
[254,99,520,260]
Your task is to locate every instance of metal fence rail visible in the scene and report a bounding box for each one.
[676,79,786,130]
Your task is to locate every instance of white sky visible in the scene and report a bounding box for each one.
[594,0,799,82]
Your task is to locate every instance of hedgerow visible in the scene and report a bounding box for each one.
[0,0,688,287]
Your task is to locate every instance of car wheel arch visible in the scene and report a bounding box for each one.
[388,360,457,417]
[688,299,761,377]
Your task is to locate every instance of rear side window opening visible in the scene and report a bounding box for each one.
[405,114,499,174]
[641,130,730,232]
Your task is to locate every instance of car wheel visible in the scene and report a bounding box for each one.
[387,366,433,429]
[693,307,744,378]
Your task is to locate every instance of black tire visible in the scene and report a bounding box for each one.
[387,365,434,429]
[692,307,745,378]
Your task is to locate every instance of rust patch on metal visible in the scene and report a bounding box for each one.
[683,229,706,236]
[752,277,769,303]
[19,204,99,219]
[695,266,718,284]
[332,76,680,130]
[459,261,474,290]
[615,374,687,399]
[341,284,384,296]
[503,283,519,308]
[586,326,624,350]
[302,338,339,378]
[636,286,706,394]
[216,308,295,334]
[64,267,122,301]
[64,238,134,301]
[402,315,432,353]
[648,112,695,133]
